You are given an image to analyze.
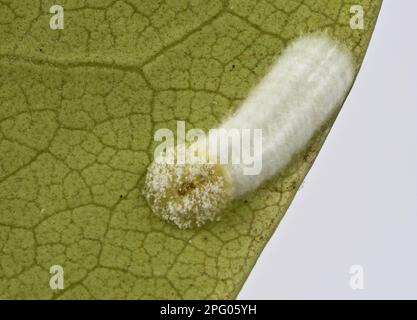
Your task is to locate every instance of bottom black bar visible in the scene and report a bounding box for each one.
[0,300,415,318]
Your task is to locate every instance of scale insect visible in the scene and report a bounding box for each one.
[143,33,355,229]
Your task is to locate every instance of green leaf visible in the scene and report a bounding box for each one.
[0,0,381,299]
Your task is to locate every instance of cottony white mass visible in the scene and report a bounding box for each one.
[143,33,355,229]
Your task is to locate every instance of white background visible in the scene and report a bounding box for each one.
[239,0,417,299]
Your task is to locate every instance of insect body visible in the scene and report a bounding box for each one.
[143,34,355,229]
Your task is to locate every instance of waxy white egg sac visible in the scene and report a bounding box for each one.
[143,33,355,229]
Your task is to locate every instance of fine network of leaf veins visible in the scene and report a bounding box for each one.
[0,0,381,299]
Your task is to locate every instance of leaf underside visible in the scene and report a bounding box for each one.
[0,0,381,299]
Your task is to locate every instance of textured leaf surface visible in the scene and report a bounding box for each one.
[0,0,381,299]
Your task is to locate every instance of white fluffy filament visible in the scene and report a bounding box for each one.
[143,33,355,229]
